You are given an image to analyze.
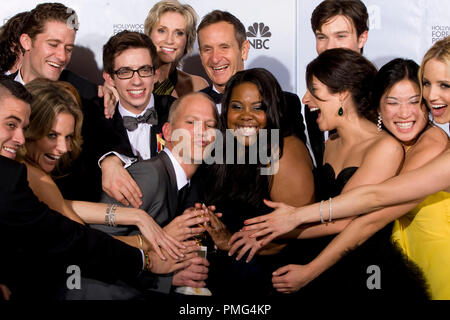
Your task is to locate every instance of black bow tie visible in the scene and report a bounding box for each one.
[122,108,158,132]
[209,90,223,105]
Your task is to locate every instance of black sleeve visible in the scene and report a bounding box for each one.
[283,91,307,144]
[0,159,143,291]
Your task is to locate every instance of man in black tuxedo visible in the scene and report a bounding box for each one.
[94,92,217,297]
[80,31,176,204]
[10,3,115,201]
[196,10,307,145]
[13,3,97,99]
[0,75,191,300]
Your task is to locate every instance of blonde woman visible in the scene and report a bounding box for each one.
[145,0,208,97]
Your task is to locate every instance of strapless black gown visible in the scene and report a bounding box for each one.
[279,163,429,300]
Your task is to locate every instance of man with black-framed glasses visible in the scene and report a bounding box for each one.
[80,31,176,204]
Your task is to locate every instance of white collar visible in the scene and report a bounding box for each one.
[162,148,189,191]
[118,94,155,118]
[14,69,25,85]
[212,85,221,94]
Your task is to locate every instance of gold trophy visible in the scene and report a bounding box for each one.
[174,205,212,296]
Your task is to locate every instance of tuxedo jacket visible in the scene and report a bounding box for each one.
[57,94,176,201]
[0,156,143,300]
[93,151,190,295]
[9,69,98,101]
[97,151,180,234]
[201,85,307,144]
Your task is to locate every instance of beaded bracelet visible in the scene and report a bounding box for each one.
[144,251,152,272]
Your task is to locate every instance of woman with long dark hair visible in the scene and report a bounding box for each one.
[199,67,314,296]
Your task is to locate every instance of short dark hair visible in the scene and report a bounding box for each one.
[103,30,159,76]
[0,74,32,105]
[21,3,79,41]
[197,10,246,48]
[306,48,378,122]
[373,58,420,110]
[311,0,368,52]
[0,11,29,73]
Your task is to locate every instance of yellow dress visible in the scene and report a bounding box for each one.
[392,191,450,299]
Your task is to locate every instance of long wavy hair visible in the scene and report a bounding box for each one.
[205,68,289,207]
[24,78,83,175]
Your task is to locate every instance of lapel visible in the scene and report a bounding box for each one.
[158,151,179,219]
[150,95,176,156]
[110,103,135,157]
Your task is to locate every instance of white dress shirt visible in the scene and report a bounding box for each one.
[14,69,25,85]
[99,95,156,168]
[213,85,222,115]
[162,148,189,190]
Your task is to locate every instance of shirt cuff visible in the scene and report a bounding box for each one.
[98,151,137,169]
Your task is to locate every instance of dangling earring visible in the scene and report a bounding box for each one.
[338,102,344,116]
[377,112,383,132]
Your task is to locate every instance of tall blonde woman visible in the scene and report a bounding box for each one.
[145,0,208,97]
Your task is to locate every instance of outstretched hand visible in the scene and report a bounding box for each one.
[242,199,298,247]
[138,213,186,261]
[202,204,232,251]
[164,207,209,242]
[272,264,315,294]
[228,229,262,262]
[148,242,200,275]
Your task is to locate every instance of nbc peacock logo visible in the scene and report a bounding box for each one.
[246,22,271,50]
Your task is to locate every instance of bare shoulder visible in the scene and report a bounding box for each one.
[281,135,313,169]
[177,70,209,91]
[416,126,448,151]
[369,132,404,158]
[24,162,53,185]
[407,126,448,164]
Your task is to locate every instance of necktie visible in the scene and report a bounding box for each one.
[122,107,158,132]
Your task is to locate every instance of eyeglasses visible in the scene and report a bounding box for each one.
[113,65,155,79]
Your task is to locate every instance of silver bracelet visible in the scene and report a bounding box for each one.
[105,204,111,225]
[319,200,324,224]
[328,197,332,222]
[105,204,117,227]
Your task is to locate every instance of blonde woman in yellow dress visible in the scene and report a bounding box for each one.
[243,37,450,299]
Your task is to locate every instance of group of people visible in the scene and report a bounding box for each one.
[0,0,448,302]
